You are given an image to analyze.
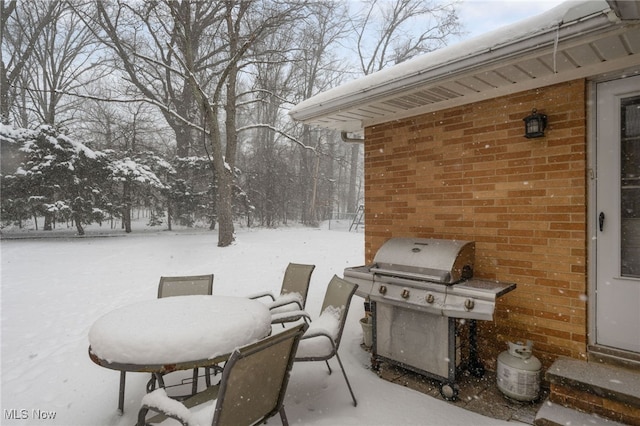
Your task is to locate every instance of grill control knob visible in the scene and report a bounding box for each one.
[425,293,435,304]
[378,285,387,295]
[464,298,475,311]
[401,289,410,299]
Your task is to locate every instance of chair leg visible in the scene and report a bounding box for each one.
[137,406,149,426]
[325,360,332,375]
[191,368,199,395]
[118,371,126,414]
[279,406,289,426]
[205,367,211,388]
[334,353,357,407]
[155,373,165,388]
[205,364,223,388]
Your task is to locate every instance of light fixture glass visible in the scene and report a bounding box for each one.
[523,108,547,138]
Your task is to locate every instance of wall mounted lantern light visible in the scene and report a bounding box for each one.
[523,108,547,138]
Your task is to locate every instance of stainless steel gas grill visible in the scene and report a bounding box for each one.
[344,237,516,400]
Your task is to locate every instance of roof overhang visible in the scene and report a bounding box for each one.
[608,0,640,20]
[289,0,640,135]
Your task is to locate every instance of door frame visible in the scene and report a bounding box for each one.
[587,75,640,366]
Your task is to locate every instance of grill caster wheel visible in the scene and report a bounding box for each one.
[440,382,459,401]
[370,356,380,372]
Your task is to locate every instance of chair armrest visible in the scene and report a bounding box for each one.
[138,389,191,426]
[270,309,311,325]
[246,291,276,302]
[267,297,303,311]
[302,328,336,343]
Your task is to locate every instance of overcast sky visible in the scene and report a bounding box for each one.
[457,0,568,40]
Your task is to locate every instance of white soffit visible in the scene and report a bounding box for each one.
[608,0,640,20]
[289,0,640,133]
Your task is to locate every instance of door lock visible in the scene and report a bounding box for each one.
[599,212,605,232]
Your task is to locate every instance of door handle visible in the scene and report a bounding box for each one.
[599,212,605,232]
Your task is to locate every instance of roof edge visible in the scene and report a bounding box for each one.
[289,1,613,125]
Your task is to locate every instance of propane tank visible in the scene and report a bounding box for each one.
[497,340,541,401]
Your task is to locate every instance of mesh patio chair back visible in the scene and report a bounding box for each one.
[323,275,356,346]
[280,263,315,309]
[212,322,306,425]
[249,264,315,325]
[157,274,214,298]
[138,323,307,426]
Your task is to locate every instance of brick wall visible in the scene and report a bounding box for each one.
[363,79,588,369]
[550,383,640,425]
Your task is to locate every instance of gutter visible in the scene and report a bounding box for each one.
[341,132,364,144]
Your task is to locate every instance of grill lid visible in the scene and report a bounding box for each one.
[371,238,475,284]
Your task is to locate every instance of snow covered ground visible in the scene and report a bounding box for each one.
[1,221,515,425]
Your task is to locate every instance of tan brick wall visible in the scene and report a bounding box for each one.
[363,79,588,369]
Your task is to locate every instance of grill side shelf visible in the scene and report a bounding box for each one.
[452,279,516,298]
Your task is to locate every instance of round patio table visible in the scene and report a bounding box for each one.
[88,295,272,413]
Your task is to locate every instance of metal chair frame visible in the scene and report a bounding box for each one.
[272,275,359,406]
[137,323,308,426]
[249,263,315,324]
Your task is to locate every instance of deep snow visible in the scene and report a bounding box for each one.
[1,222,516,425]
[89,295,272,365]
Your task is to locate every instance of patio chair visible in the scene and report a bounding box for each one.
[155,274,215,395]
[137,322,308,426]
[158,274,214,298]
[272,275,358,406]
[248,263,315,324]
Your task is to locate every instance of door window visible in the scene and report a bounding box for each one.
[621,97,640,278]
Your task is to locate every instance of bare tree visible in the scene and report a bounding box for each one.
[85,1,216,158]
[26,0,105,128]
[2,0,462,236]
[75,97,174,158]
[3,0,106,230]
[287,1,351,225]
[243,39,294,226]
[354,0,461,75]
[345,0,462,215]
[87,0,305,246]
[1,0,58,124]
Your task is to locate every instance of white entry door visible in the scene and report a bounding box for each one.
[596,75,640,354]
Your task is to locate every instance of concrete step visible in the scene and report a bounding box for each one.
[539,357,640,425]
[535,400,626,426]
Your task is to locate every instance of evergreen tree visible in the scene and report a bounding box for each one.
[1,124,108,234]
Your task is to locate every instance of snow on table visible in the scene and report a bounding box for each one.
[89,295,272,365]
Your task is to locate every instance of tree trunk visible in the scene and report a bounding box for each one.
[203,105,234,246]
[123,181,132,233]
[0,59,9,125]
[173,119,195,158]
[123,207,131,233]
[75,218,85,236]
[44,213,53,231]
[217,168,234,246]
